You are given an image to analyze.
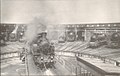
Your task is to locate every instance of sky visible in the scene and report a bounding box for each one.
[1,0,120,24]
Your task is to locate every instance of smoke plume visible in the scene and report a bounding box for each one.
[25,17,48,44]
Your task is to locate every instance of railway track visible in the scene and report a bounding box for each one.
[1,52,20,61]
[1,41,120,76]
[55,50,120,66]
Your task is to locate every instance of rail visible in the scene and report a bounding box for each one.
[55,50,120,67]
[1,51,20,60]
[1,47,24,60]
[55,55,76,75]
[1,49,120,67]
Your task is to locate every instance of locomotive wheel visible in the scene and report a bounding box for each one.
[39,63,44,70]
[50,62,56,69]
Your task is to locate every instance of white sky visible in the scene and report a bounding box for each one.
[1,0,120,24]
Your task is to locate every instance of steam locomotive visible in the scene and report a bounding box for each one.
[31,32,55,70]
[107,32,120,48]
[0,32,6,46]
[88,33,107,48]
[66,31,76,42]
[9,25,25,42]
[0,25,7,46]
[20,32,55,69]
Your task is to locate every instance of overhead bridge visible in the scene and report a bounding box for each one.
[55,51,120,76]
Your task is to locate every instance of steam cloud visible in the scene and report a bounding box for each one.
[24,14,58,44]
[24,1,74,44]
[25,17,48,44]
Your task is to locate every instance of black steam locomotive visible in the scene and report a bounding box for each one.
[0,32,6,46]
[107,32,120,48]
[20,32,55,69]
[9,25,26,42]
[88,33,107,48]
[66,31,76,42]
[0,25,6,46]
[31,32,55,70]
